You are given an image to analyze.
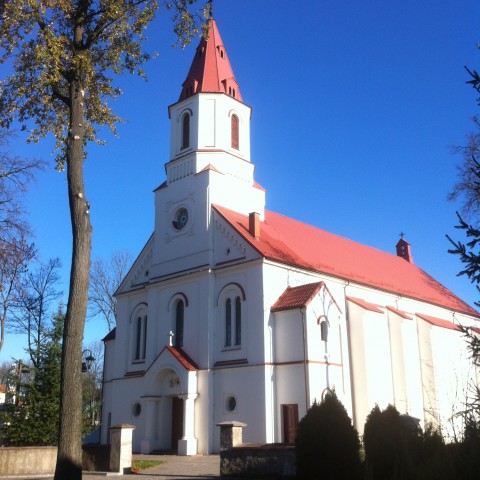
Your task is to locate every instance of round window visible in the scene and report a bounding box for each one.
[226,396,237,412]
[132,402,142,417]
[172,207,189,230]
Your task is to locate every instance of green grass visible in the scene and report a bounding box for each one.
[131,459,165,472]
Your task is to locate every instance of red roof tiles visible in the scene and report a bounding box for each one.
[271,282,324,312]
[165,345,199,371]
[213,205,478,317]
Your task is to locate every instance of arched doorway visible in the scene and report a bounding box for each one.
[140,346,199,455]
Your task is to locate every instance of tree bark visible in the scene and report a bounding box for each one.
[54,77,92,479]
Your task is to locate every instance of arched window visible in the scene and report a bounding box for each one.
[175,300,184,347]
[225,296,241,347]
[218,283,245,349]
[182,112,190,149]
[320,319,329,342]
[231,114,239,150]
[134,314,147,361]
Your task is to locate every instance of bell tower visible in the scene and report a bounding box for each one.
[152,18,265,277]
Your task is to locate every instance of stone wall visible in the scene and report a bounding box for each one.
[0,424,133,476]
[0,446,57,476]
[220,444,296,478]
[82,444,111,472]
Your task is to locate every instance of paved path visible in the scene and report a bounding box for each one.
[6,454,221,480]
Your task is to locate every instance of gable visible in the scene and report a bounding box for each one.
[116,233,154,295]
[214,205,478,317]
[212,209,262,266]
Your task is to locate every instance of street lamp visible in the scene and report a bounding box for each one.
[82,349,95,372]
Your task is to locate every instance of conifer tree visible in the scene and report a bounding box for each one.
[0,306,63,446]
[296,393,362,480]
[448,63,480,419]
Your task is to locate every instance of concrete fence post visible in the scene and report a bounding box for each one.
[216,421,247,450]
[109,423,135,474]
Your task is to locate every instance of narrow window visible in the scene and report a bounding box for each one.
[320,320,329,342]
[231,114,239,150]
[182,112,190,149]
[175,300,184,347]
[235,296,241,345]
[143,316,148,356]
[134,315,147,361]
[135,316,142,360]
[225,298,232,346]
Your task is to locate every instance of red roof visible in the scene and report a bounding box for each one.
[179,19,242,102]
[165,345,199,371]
[416,313,461,331]
[386,306,413,320]
[272,281,342,313]
[347,296,384,314]
[213,205,478,317]
[272,282,324,312]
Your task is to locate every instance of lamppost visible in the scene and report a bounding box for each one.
[81,349,97,428]
[82,349,95,373]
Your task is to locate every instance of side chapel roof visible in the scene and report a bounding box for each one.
[213,205,478,317]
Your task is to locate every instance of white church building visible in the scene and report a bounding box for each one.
[101,18,480,455]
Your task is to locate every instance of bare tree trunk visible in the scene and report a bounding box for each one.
[54,77,92,479]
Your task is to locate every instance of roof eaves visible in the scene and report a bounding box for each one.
[347,296,384,314]
[102,327,117,342]
[416,313,461,331]
[386,306,413,320]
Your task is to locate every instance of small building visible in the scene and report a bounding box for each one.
[101,17,480,455]
[0,384,6,405]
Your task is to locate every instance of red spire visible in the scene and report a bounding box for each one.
[179,19,242,102]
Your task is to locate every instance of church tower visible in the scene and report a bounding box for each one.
[152,18,265,278]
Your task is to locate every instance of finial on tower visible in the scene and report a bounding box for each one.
[208,0,213,18]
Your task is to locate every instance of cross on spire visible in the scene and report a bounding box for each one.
[208,0,213,18]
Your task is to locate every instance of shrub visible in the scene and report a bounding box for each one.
[295,393,362,480]
[414,424,453,480]
[363,404,421,480]
[450,417,480,480]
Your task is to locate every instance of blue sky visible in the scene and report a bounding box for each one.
[1,0,479,363]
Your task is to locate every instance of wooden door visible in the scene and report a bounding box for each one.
[282,404,299,444]
[171,397,184,450]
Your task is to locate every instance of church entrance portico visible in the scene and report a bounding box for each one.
[140,347,199,455]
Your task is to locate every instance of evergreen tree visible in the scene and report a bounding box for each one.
[0,306,63,446]
[363,404,428,480]
[296,393,362,480]
[447,62,480,420]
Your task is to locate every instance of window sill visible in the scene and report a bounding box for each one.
[222,345,242,352]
